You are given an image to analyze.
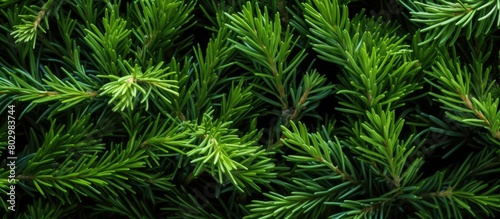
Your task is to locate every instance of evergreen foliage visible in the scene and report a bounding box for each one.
[1,0,500,218]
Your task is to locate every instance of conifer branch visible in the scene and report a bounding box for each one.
[303,0,422,115]
[99,61,179,111]
[400,0,500,46]
[426,48,500,142]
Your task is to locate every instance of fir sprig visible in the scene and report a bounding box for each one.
[303,0,422,115]
[225,1,334,148]
[99,61,179,111]
[186,110,276,192]
[425,47,500,142]
[83,8,131,77]
[400,0,500,46]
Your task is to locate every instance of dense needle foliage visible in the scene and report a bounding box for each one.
[1,0,500,218]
